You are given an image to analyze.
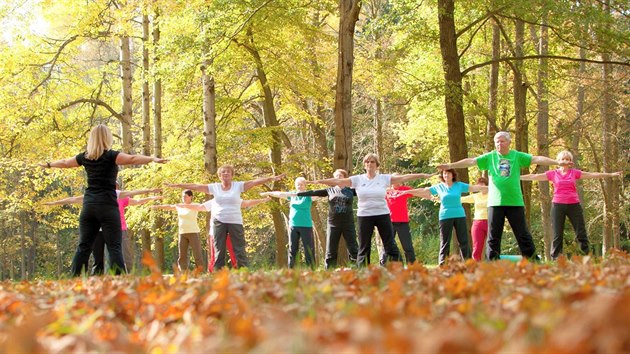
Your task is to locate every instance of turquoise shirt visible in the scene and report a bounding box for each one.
[429,182,469,220]
[288,194,313,227]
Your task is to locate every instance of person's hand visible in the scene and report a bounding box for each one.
[436,164,450,171]
[153,157,169,164]
[38,162,51,168]
[612,171,623,177]
[272,173,286,182]
[151,188,163,193]
[260,192,274,196]
[151,196,164,200]
[164,183,177,188]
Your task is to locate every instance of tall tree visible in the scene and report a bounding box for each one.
[532,15,553,260]
[334,0,362,173]
[437,0,469,181]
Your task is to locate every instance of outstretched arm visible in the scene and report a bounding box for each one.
[391,173,435,185]
[437,157,477,170]
[174,203,208,211]
[580,171,623,179]
[165,183,211,194]
[260,191,297,199]
[402,188,433,199]
[468,185,488,193]
[243,173,286,191]
[116,153,168,166]
[39,157,80,169]
[531,155,561,166]
[150,204,176,211]
[242,197,271,209]
[119,188,162,198]
[520,173,548,181]
[309,178,352,188]
[128,196,163,206]
[43,195,84,205]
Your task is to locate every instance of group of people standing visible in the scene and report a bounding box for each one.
[41,125,622,275]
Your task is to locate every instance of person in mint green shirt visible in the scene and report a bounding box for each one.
[265,177,316,269]
[438,131,562,261]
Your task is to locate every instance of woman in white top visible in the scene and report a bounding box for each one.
[166,165,284,270]
[311,153,433,266]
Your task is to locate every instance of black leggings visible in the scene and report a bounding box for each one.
[438,217,471,265]
[357,214,401,266]
[551,202,589,259]
[72,203,126,275]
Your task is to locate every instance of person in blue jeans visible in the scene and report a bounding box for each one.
[404,169,486,265]
[265,177,316,268]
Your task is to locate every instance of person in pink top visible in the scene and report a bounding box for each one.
[385,175,415,264]
[521,150,622,259]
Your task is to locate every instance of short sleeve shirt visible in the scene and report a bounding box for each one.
[288,194,313,227]
[386,185,412,222]
[207,182,245,224]
[176,206,201,234]
[429,182,469,220]
[350,174,392,217]
[545,169,582,204]
[476,150,532,206]
[76,150,120,206]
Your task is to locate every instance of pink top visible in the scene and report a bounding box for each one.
[545,169,582,204]
[386,185,412,223]
[118,196,130,230]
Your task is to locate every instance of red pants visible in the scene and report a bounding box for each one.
[207,233,237,272]
[471,219,488,261]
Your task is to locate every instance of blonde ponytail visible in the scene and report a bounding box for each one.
[85,124,113,160]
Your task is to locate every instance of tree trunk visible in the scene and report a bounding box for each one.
[438,0,471,256]
[534,17,553,260]
[334,0,361,173]
[152,10,165,270]
[573,46,586,200]
[437,0,469,181]
[374,98,383,161]
[142,14,151,156]
[201,53,217,175]
[242,28,287,267]
[512,19,531,223]
[119,35,133,153]
[487,18,500,153]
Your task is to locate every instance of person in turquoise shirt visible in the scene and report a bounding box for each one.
[404,169,486,265]
[438,131,562,261]
[266,177,316,268]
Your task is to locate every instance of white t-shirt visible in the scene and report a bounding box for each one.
[207,182,245,224]
[350,173,392,217]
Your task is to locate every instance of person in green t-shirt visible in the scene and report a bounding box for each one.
[437,131,563,261]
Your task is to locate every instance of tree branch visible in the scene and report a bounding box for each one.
[462,55,629,77]
[59,98,123,120]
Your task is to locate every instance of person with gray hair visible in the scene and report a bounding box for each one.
[264,177,316,269]
[437,131,563,261]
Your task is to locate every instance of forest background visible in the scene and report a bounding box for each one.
[0,0,627,280]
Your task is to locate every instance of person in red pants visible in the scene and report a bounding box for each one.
[460,177,489,261]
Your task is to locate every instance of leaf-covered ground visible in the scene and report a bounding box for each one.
[1,252,629,353]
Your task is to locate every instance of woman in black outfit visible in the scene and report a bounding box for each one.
[40,124,167,275]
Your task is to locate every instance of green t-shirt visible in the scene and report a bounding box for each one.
[476,150,532,207]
